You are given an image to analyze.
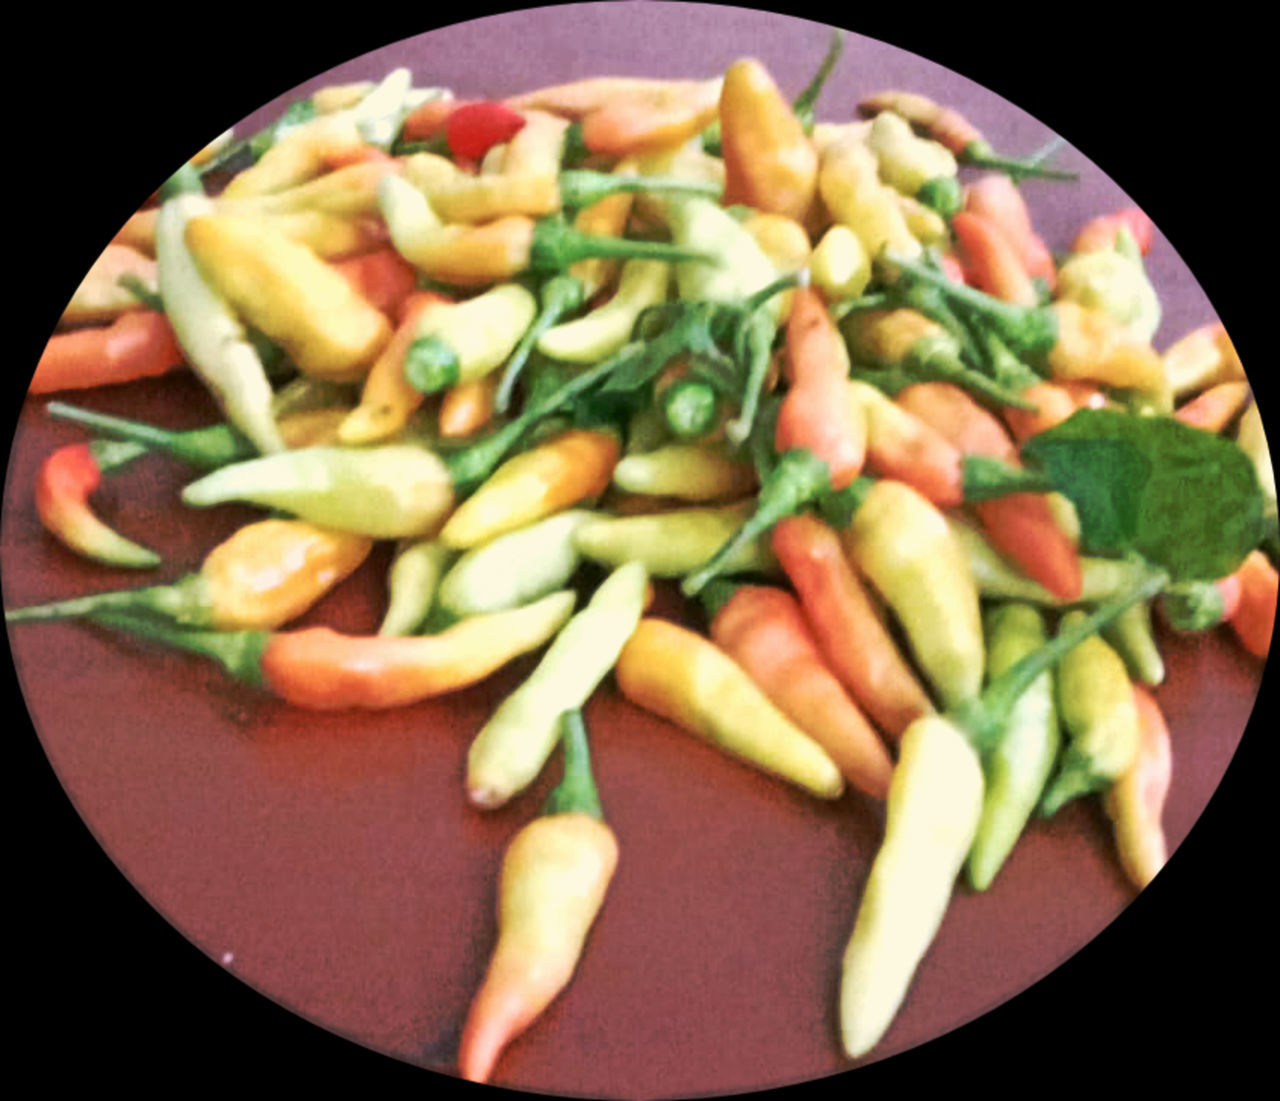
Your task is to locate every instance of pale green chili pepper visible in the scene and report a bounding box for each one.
[379,540,453,636]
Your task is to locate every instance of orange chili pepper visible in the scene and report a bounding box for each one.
[1001,380,1107,444]
[1104,684,1173,890]
[1173,381,1252,434]
[438,375,498,438]
[950,210,1040,307]
[1229,550,1277,658]
[1072,207,1154,256]
[963,174,1056,288]
[30,311,185,394]
[332,246,418,318]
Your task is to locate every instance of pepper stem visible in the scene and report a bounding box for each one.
[949,563,1169,753]
[4,574,208,627]
[961,137,1078,182]
[557,169,723,209]
[962,455,1056,502]
[85,610,272,688]
[696,579,743,624]
[493,274,586,414]
[818,474,876,531]
[46,402,252,470]
[543,709,605,820]
[792,29,846,133]
[681,448,831,597]
[529,217,713,272]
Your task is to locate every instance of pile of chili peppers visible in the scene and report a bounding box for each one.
[8,29,1276,1083]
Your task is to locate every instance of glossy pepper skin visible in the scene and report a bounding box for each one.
[33,441,159,568]
[1040,610,1141,816]
[834,477,985,709]
[30,311,185,395]
[377,539,451,637]
[458,711,618,1085]
[615,617,844,799]
[966,603,1061,891]
[9,519,374,631]
[1104,684,1173,890]
[467,562,648,808]
[718,58,818,221]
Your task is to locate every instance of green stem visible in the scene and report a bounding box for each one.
[494,274,586,413]
[543,709,605,820]
[696,578,744,624]
[528,218,713,273]
[557,169,722,208]
[5,574,210,627]
[681,448,830,597]
[723,313,778,445]
[46,402,252,469]
[87,438,150,475]
[792,29,846,134]
[86,610,271,688]
[961,138,1078,182]
[950,564,1169,752]
[907,334,1039,410]
[403,336,461,394]
[962,455,1055,501]
[817,474,876,531]
[661,377,720,438]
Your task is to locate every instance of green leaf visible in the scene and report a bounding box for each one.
[1022,409,1265,581]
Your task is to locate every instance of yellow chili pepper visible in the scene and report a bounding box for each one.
[221,114,368,199]
[1104,684,1173,890]
[536,258,671,364]
[438,428,620,549]
[216,159,400,220]
[467,562,648,808]
[1046,300,1167,395]
[1162,321,1245,400]
[818,136,922,261]
[719,58,818,221]
[62,243,157,326]
[615,617,844,798]
[809,224,871,301]
[611,443,757,501]
[183,213,391,381]
[866,111,958,197]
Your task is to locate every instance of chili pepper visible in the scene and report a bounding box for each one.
[895,382,1083,602]
[1163,321,1245,399]
[457,709,618,1085]
[467,561,647,808]
[85,589,575,710]
[182,213,391,382]
[658,375,721,440]
[181,442,456,539]
[401,283,539,398]
[818,135,923,261]
[616,616,844,799]
[493,274,587,413]
[702,581,893,800]
[892,192,950,250]
[866,111,959,199]
[438,427,619,549]
[1103,684,1173,891]
[838,562,1167,1058]
[914,174,963,218]
[844,380,965,508]
[537,258,672,365]
[573,500,775,578]
[216,159,401,222]
[612,443,756,501]
[1039,610,1142,816]
[436,510,594,620]
[154,180,286,455]
[775,286,868,485]
[857,91,1077,180]
[1173,381,1251,434]
[1228,549,1277,658]
[962,175,1056,288]
[60,243,159,325]
[1159,575,1242,632]
[771,514,933,739]
[332,247,418,318]
[378,539,451,637]
[378,175,708,286]
[1235,400,1276,519]
[841,309,1037,411]
[1056,244,1161,344]
[1101,601,1165,686]
[950,210,1040,308]
[882,252,1167,394]
[823,476,985,709]
[439,376,498,439]
[446,100,528,160]
[30,310,185,395]
[8,519,372,631]
[718,57,819,221]
[1001,380,1106,444]
[112,209,158,256]
[561,167,636,300]
[31,441,160,568]
[337,290,454,444]
[1071,208,1154,256]
[572,79,723,158]
[660,195,783,316]
[809,224,871,301]
[966,602,1061,891]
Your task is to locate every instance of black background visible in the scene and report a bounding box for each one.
[8,4,1270,1096]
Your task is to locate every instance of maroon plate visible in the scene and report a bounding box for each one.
[5,5,1272,1098]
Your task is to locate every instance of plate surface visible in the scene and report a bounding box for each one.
[4,4,1271,1097]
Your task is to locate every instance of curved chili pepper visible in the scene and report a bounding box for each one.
[718,57,818,221]
[1039,610,1142,817]
[615,617,844,799]
[438,376,498,439]
[30,310,185,395]
[702,581,892,800]
[612,443,756,501]
[458,710,618,1085]
[438,428,619,549]
[84,590,576,710]
[1101,601,1165,686]
[866,111,958,199]
[215,158,401,222]
[445,100,528,160]
[32,441,159,568]
[1163,322,1245,400]
[1173,381,1252,434]
[857,91,1076,180]
[437,510,594,620]
[1229,549,1277,658]
[467,562,648,808]
[950,210,1040,308]
[825,476,985,709]
[965,602,1060,891]
[838,564,1168,1059]
[819,136,923,261]
[1104,684,1173,891]
[377,539,452,637]
[61,242,159,326]
[962,174,1056,289]
[537,258,672,365]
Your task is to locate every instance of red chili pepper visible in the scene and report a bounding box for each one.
[950,210,1040,307]
[332,246,418,318]
[963,174,1056,288]
[30,311,185,395]
[1229,550,1277,658]
[446,101,529,162]
[33,441,159,568]
[1071,208,1154,256]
